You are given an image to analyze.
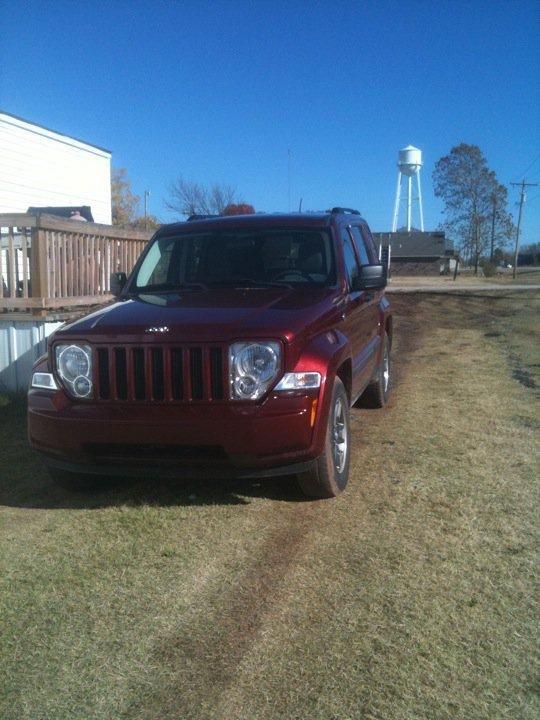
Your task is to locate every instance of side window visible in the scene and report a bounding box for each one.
[360,224,378,263]
[136,237,176,287]
[350,226,370,266]
[341,228,360,290]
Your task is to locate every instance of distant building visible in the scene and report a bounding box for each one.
[373,230,456,275]
[0,110,112,224]
[27,205,94,222]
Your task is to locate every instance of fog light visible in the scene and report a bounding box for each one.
[73,375,92,397]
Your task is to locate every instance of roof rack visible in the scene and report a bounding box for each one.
[186,214,220,221]
[327,207,361,215]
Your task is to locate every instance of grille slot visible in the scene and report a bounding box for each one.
[115,348,128,400]
[171,349,184,400]
[95,345,224,402]
[190,348,203,400]
[97,349,110,399]
[210,348,224,399]
[133,349,146,400]
[152,348,165,401]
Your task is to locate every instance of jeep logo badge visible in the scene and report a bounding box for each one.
[144,326,170,333]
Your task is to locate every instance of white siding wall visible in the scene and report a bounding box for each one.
[0,113,112,224]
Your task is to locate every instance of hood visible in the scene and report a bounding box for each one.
[57,287,339,344]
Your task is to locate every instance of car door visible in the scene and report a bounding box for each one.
[338,225,375,399]
[349,224,381,377]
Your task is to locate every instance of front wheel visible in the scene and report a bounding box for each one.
[297,377,350,499]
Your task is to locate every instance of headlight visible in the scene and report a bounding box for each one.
[55,344,93,398]
[229,341,281,400]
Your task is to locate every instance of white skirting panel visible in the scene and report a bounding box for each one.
[0,319,62,393]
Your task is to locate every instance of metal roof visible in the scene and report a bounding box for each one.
[27,205,94,222]
[373,231,453,258]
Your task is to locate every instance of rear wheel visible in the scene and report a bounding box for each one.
[297,377,350,499]
[361,333,391,408]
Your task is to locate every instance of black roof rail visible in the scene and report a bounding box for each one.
[327,207,361,215]
[186,214,220,221]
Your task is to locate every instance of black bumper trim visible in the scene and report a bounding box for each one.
[40,453,316,480]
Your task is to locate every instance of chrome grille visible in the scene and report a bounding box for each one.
[95,345,225,402]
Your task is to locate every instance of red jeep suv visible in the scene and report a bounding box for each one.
[28,208,392,498]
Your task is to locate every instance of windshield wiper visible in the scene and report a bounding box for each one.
[208,278,292,289]
[130,282,208,294]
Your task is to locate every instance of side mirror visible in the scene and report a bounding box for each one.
[354,264,387,291]
[110,271,127,296]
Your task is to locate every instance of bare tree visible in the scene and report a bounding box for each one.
[209,184,237,214]
[165,177,239,218]
[433,145,514,273]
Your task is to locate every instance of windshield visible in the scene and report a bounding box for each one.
[131,229,336,291]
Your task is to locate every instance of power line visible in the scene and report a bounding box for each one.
[519,153,540,179]
[510,180,538,279]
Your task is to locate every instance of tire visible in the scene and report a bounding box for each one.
[361,333,391,408]
[297,377,350,499]
[47,466,109,492]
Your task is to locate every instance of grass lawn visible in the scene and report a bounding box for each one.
[1,291,538,720]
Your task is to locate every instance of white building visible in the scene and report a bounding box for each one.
[0,110,112,224]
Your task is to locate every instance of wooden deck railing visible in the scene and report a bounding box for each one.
[0,213,154,313]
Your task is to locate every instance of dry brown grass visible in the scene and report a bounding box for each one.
[390,268,540,289]
[0,291,538,719]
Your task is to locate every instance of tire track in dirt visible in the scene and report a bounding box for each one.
[124,502,322,719]
[123,297,423,719]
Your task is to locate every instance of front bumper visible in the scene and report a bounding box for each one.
[28,387,323,477]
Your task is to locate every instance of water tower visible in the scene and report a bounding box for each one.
[391,145,424,232]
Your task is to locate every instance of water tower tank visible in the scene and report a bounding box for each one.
[398,145,422,176]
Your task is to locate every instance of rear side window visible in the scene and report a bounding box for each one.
[360,224,378,263]
[341,228,360,290]
[349,227,370,266]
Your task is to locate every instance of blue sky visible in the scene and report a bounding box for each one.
[1,0,539,243]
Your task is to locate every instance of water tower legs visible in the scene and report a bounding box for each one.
[407,176,412,231]
[392,171,402,232]
[416,171,424,232]
[392,169,424,232]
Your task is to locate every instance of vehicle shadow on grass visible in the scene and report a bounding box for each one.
[1,470,309,510]
[0,399,309,510]
[1,451,309,511]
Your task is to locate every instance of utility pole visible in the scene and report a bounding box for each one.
[490,192,497,262]
[510,181,537,279]
[144,190,150,230]
[287,149,292,212]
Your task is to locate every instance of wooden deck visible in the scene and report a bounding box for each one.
[0,213,153,314]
